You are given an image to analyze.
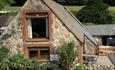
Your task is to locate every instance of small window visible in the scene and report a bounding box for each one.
[28,47,50,60]
[40,48,49,60]
[102,36,115,46]
[29,48,38,59]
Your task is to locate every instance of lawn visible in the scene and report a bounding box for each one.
[109,6,115,12]
[0,5,21,15]
[66,6,115,13]
[2,5,21,12]
[65,6,84,12]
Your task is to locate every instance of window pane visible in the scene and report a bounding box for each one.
[40,48,49,60]
[28,18,48,38]
[102,36,115,46]
[29,48,38,59]
[102,36,108,45]
[107,37,115,46]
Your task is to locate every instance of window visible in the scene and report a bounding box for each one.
[40,48,49,60]
[102,36,115,46]
[22,11,52,61]
[29,48,38,59]
[28,47,50,60]
[28,18,48,38]
[23,11,51,41]
[24,44,51,61]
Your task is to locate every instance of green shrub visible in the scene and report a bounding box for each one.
[0,49,60,70]
[110,11,115,24]
[9,53,42,70]
[0,47,10,70]
[75,64,86,70]
[9,53,25,69]
[0,47,61,70]
[28,59,42,70]
[42,63,60,70]
[58,41,78,70]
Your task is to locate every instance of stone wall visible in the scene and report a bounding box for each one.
[95,36,102,45]
[84,37,97,54]
[86,63,115,70]
[0,13,23,55]
[51,14,79,48]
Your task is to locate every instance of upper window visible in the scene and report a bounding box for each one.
[23,11,51,41]
[28,18,48,38]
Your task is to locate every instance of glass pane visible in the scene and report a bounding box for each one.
[29,18,48,38]
[107,37,115,46]
[40,48,49,60]
[29,48,38,59]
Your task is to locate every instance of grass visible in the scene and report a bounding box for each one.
[0,5,21,15]
[66,6,115,13]
[108,6,115,12]
[65,6,84,12]
[2,5,21,12]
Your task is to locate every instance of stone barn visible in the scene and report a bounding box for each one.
[87,24,115,55]
[0,0,98,63]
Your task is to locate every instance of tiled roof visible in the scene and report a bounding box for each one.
[0,16,14,27]
[86,24,115,36]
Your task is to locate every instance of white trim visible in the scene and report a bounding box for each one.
[28,19,33,38]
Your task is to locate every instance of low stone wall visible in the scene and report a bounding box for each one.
[86,63,115,70]
[98,47,115,55]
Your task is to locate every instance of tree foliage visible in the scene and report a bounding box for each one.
[0,47,10,70]
[0,0,10,10]
[103,0,115,6]
[74,64,86,70]
[58,41,78,70]
[0,0,15,10]
[111,11,115,24]
[55,0,115,6]
[55,0,86,5]
[76,0,113,24]
[11,0,27,6]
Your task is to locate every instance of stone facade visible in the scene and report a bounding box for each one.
[84,37,97,54]
[86,63,115,70]
[0,14,23,55]
[52,14,79,47]
[0,0,79,57]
